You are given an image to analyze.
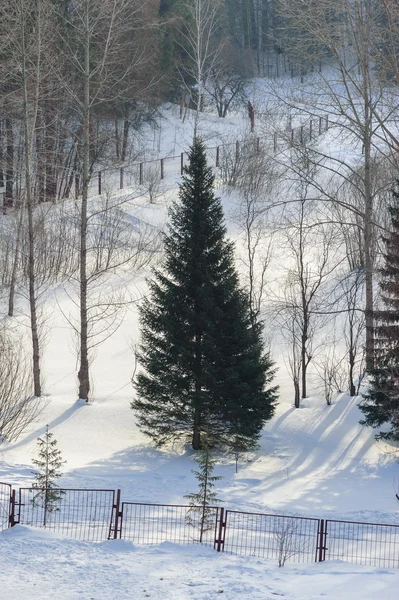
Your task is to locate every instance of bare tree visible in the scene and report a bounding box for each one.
[0,326,44,442]
[204,39,252,117]
[177,0,224,129]
[278,195,339,403]
[273,0,399,371]
[55,0,157,401]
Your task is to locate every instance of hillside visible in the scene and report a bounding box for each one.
[0,96,398,600]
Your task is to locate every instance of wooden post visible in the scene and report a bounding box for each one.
[300,125,304,145]
[319,116,322,135]
[326,115,329,131]
[139,163,143,185]
[120,167,124,190]
[181,152,184,175]
[291,128,294,146]
[235,140,239,162]
[273,132,277,153]
[98,171,102,195]
[161,158,164,180]
[216,146,220,167]
[309,120,313,140]
[256,137,260,153]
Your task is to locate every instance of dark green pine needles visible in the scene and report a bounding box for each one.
[360,183,399,442]
[132,138,277,450]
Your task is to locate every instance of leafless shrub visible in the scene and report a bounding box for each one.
[144,164,161,204]
[273,515,313,567]
[0,327,45,442]
[315,350,347,406]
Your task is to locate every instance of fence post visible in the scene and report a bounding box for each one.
[256,137,260,153]
[309,120,313,140]
[139,163,143,185]
[319,116,322,135]
[160,158,164,180]
[291,128,294,146]
[216,146,220,167]
[317,519,326,562]
[326,115,329,131]
[113,489,121,540]
[215,507,225,552]
[119,167,124,190]
[9,489,16,527]
[181,152,184,175]
[236,140,239,162]
[273,132,277,153]
[300,125,304,145]
[98,171,102,195]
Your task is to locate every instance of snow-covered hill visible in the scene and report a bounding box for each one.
[0,96,398,599]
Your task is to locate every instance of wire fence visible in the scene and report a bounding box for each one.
[85,115,329,199]
[119,502,222,548]
[2,481,398,568]
[222,510,320,564]
[323,519,399,569]
[0,482,12,531]
[17,487,116,542]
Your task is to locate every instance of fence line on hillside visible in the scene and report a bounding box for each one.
[1,480,398,569]
[83,115,329,199]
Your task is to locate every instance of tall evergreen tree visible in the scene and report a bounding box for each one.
[132,138,277,450]
[359,184,399,442]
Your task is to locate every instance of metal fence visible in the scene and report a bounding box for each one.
[17,487,116,542]
[221,510,320,564]
[1,481,399,569]
[322,519,399,569]
[119,502,222,549]
[0,482,12,531]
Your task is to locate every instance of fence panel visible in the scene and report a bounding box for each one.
[222,510,320,564]
[324,520,399,568]
[120,502,221,548]
[0,482,12,531]
[17,488,116,542]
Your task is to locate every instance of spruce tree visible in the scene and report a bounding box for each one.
[132,137,277,450]
[184,437,222,542]
[359,185,399,442]
[31,425,66,526]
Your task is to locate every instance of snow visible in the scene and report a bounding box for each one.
[0,526,397,600]
[0,86,398,598]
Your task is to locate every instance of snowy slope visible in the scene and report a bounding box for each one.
[0,95,398,598]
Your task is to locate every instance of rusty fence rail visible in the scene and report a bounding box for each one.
[1,481,398,568]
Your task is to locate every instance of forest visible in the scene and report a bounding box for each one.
[1,0,399,452]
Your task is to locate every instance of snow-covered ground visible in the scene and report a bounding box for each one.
[0,92,399,598]
[1,526,397,600]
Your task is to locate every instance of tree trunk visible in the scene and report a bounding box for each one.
[8,200,25,317]
[121,106,130,162]
[20,0,41,397]
[78,4,91,402]
[192,330,202,449]
[5,116,14,209]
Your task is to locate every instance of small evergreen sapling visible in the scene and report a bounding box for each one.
[184,440,222,542]
[31,425,66,526]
